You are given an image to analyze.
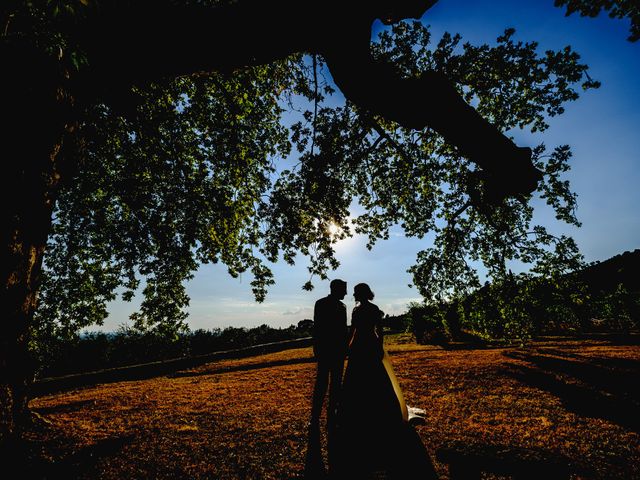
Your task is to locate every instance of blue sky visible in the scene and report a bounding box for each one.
[101,0,639,332]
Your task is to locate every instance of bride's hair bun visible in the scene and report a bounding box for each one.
[354,283,374,301]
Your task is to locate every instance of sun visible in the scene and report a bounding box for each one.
[328,222,341,237]
[322,217,358,252]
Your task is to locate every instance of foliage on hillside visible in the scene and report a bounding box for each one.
[575,249,640,294]
[407,251,640,344]
[34,321,313,379]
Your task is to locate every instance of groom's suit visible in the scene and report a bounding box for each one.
[310,294,349,427]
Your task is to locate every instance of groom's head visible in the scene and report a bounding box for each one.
[330,279,347,300]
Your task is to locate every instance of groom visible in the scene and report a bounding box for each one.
[310,279,349,433]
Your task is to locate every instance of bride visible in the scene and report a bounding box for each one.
[332,283,437,479]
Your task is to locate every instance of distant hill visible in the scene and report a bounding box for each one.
[576,249,640,294]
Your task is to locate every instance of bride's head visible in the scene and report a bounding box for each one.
[353,283,374,304]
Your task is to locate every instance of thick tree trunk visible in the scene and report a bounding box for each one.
[0,39,74,443]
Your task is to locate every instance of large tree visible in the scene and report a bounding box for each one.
[1,0,597,441]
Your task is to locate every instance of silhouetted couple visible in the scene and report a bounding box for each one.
[305,279,438,479]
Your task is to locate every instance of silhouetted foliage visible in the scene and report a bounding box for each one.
[554,0,640,42]
[380,313,412,334]
[407,302,450,345]
[35,322,313,378]
[408,251,640,344]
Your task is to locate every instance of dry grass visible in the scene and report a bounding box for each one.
[20,334,640,479]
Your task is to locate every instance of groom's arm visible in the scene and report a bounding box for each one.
[312,300,323,359]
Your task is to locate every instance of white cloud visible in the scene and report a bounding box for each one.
[282,307,303,316]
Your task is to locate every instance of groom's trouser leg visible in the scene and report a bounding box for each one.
[327,358,344,429]
[310,361,329,425]
[327,358,345,474]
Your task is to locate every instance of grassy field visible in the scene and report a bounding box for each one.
[19,334,640,479]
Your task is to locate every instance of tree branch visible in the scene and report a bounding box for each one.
[75,0,541,198]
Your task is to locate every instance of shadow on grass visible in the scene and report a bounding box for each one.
[31,398,96,416]
[436,441,577,480]
[503,349,640,432]
[532,346,640,371]
[9,434,133,480]
[328,423,438,480]
[168,356,316,378]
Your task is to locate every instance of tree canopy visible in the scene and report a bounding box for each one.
[2,0,622,442]
[35,20,599,339]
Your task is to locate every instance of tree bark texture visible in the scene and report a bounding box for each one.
[0,40,75,443]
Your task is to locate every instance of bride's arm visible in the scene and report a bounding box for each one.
[347,326,356,350]
[346,309,357,351]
